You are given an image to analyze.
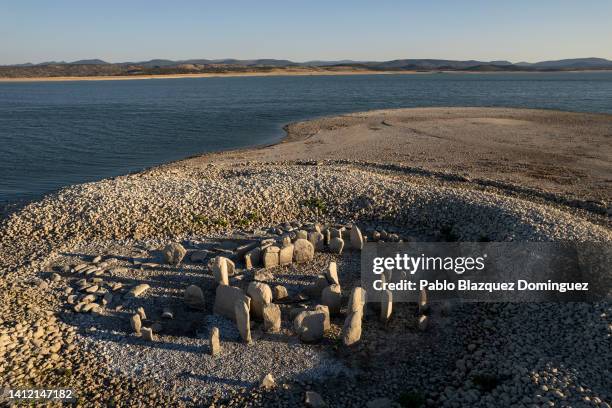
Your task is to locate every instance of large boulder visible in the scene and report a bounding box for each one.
[213,285,245,320]
[263,303,281,333]
[293,310,326,342]
[293,239,314,263]
[162,243,187,265]
[247,281,272,319]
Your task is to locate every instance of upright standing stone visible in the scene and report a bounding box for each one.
[308,231,325,251]
[245,247,261,269]
[141,327,156,341]
[137,307,147,320]
[326,262,339,285]
[329,237,344,254]
[350,224,364,250]
[279,244,294,265]
[330,227,342,239]
[184,285,205,309]
[263,246,280,269]
[322,228,331,245]
[162,242,187,265]
[380,290,393,323]
[235,296,252,343]
[293,239,315,263]
[213,285,245,320]
[247,282,272,319]
[212,257,229,285]
[130,314,142,334]
[342,309,363,346]
[263,303,281,333]
[210,327,221,356]
[419,288,429,314]
[348,287,367,313]
[321,284,342,315]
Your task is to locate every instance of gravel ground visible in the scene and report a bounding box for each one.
[0,108,610,407]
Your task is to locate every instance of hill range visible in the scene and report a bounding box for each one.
[1,57,611,79]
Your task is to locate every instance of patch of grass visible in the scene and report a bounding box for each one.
[192,214,229,228]
[397,390,426,408]
[303,197,327,213]
[472,374,500,392]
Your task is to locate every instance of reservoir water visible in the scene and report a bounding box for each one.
[1,72,611,202]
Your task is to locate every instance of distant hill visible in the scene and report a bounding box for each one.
[1,57,611,78]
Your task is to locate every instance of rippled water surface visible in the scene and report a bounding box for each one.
[1,72,611,202]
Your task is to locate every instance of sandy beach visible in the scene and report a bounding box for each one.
[0,69,423,82]
[0,108,610,406]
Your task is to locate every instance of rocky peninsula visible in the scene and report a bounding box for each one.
[0,108,610,407]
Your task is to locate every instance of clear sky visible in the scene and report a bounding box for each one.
[1,0,611,65]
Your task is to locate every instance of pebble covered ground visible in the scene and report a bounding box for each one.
[0,150,610,405]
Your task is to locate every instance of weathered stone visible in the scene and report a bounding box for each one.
[225,258,236,276]
[141,327,155,341]
[245,247,261,269]
[296,230,308,240]
[162,242,187,265]
[210,327,221,356]
[49,273,61,282]
[418,314,428,331]
[322,228,331,245]
[342,310,363,346]
[260,373,276,389]
[326,262,339,285]
[321,284,342,315]
[350,224,364,250]
[380,290,393,322]
[371,231,381,242]
[213,285,245,320]
[308,231,325,251]
[263,303,281,333]
[235,296,252,343]
[92,255,102,263]
[126,283,150,298]
[212,257,229,286]
[184,285,205,309]
[279,244,294,265]
[330,227,342,239]
[130,314,141,334]
[247,282,272,319]
[273,285,289,300]
[313,275,328,297]
[305,391,326,408]
[137,307,147,320]
[348,287,367,313]
[263,246,280,269]
[314,304,330,331]
[329,237,344,254]
[293,310,326,342]
[419,288,429,314]
[293,239,314,263]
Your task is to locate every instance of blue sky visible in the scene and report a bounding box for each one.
[1,0,611,64]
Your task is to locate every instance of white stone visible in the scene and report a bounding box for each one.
[247,281,273,319]
[293,239,314,263]
[210,327,221,356]
[263,303,281,333]
[130,314,141,334]
[294,310,326,342]
[260,373,276,389]
[321,284,342,315]
[418,314,428,331]
[235,296,252,343]
[380,290,393,323]
[141,327,155,341]
[273,285,289,300]
[350,224,364,250]
[127,283,150,298]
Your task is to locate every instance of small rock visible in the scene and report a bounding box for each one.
[305,391,326,408]
[162,308,174,319]
[263,303,281,333]
[130,314,142,334]
[49,273,61,282]
[141,327,155,341]
[418,315,428,331]
[137,307,147,320]
[294,310,326,343]
[210,327,221,356]
[321,284,342,315]
[126,283,150,298]
[260,373,276,389]
[273,285,289,300]
[184,285,205,309]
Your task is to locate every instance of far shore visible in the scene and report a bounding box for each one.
[1,69,610,83]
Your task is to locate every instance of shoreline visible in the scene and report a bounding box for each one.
[1,69,611,83]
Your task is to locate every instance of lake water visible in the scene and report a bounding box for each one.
[1,72,611,202]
